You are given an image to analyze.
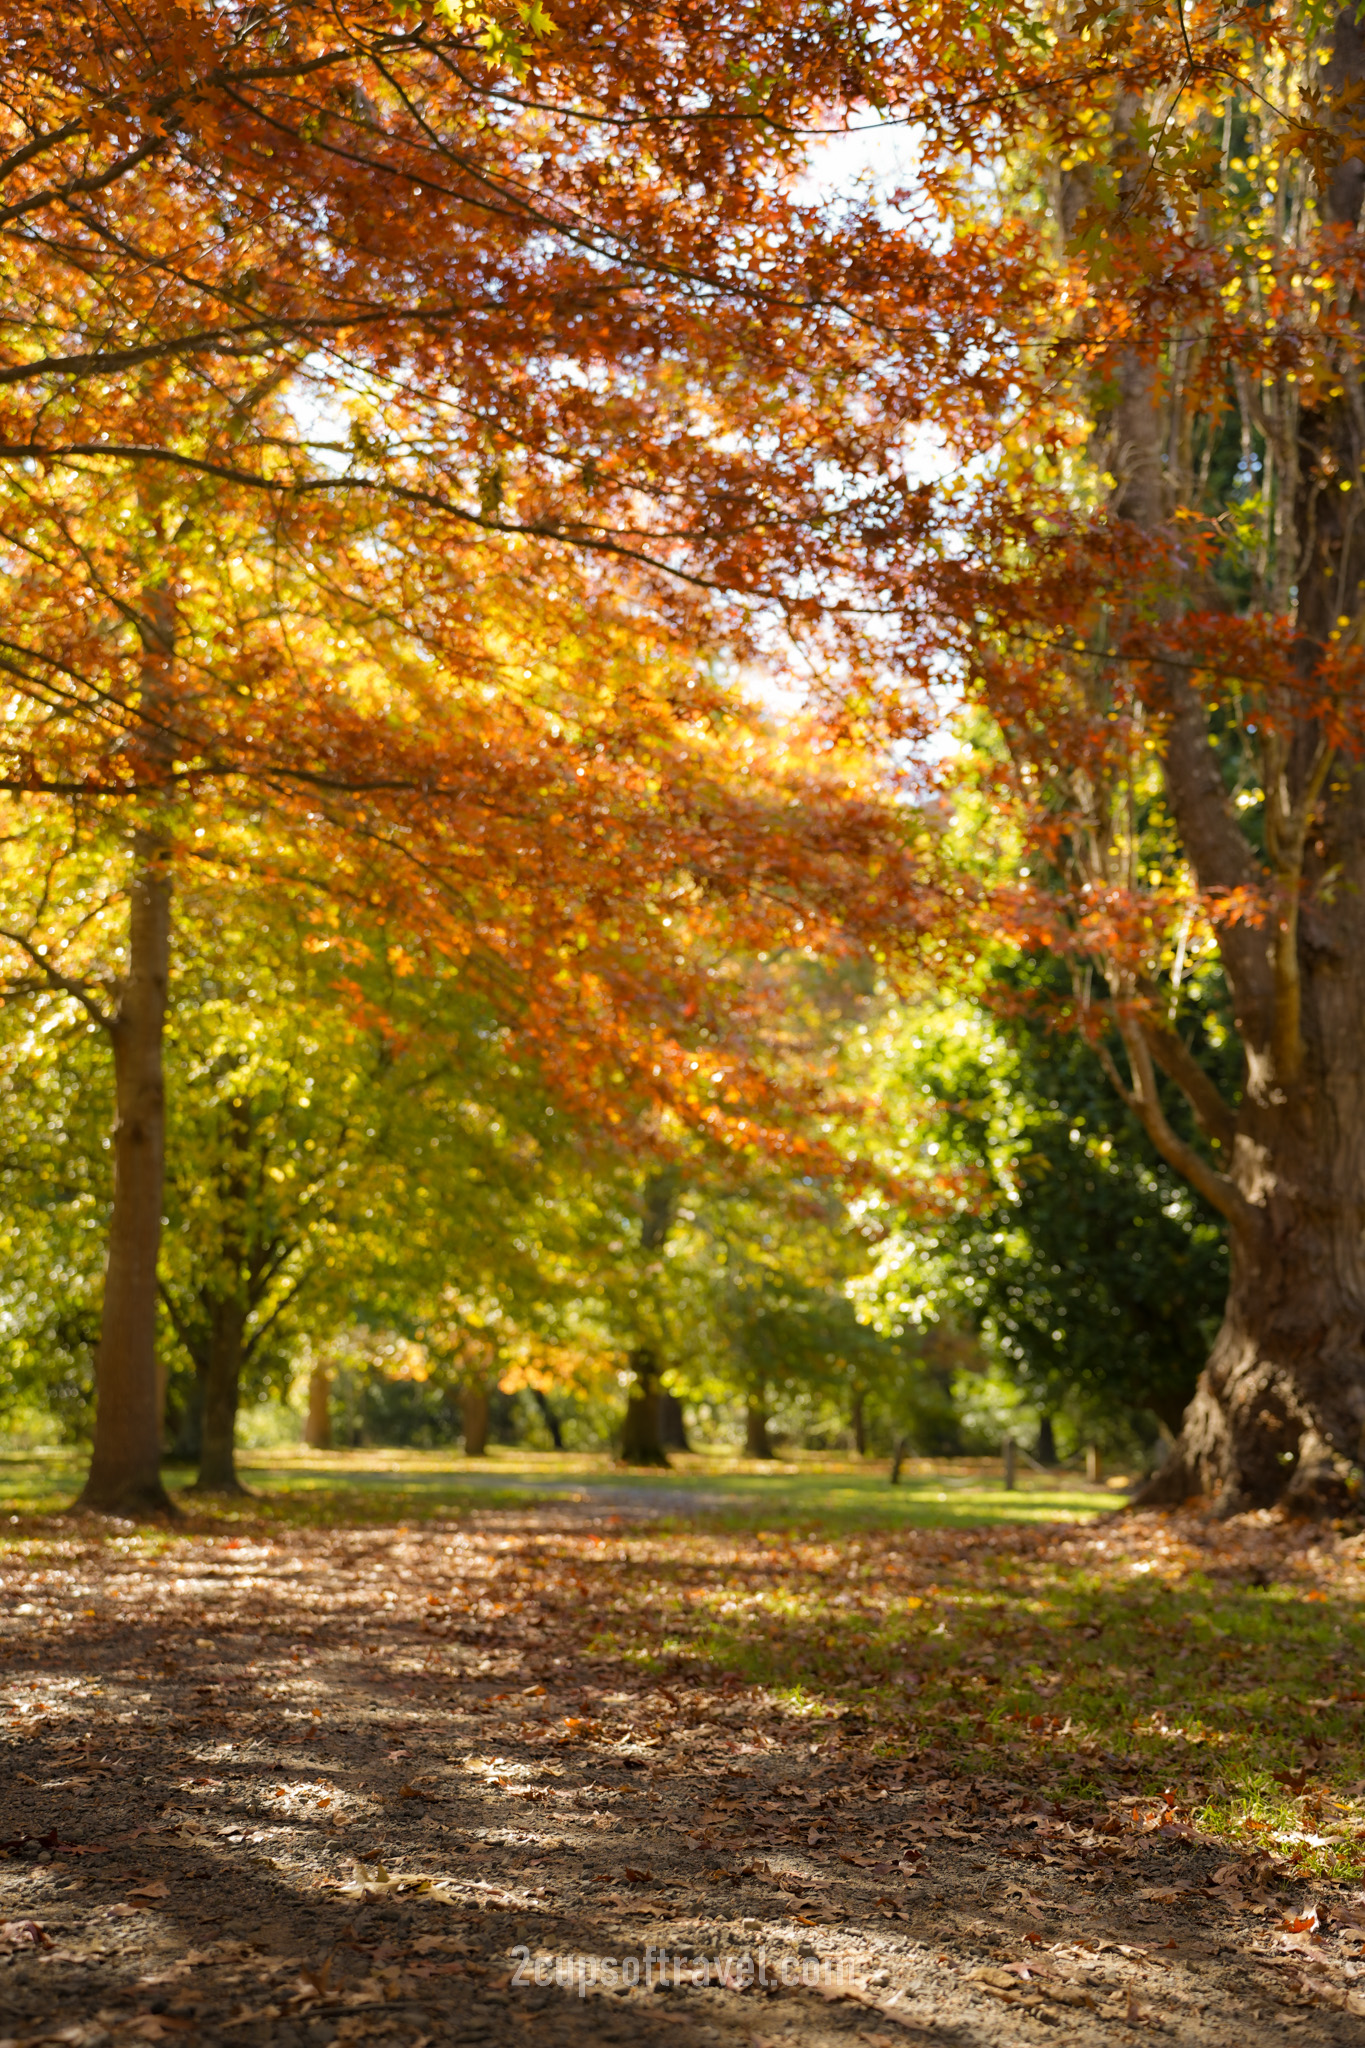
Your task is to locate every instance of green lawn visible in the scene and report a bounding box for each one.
[5,1439,1364,1884]
[0,1442,1128,1530]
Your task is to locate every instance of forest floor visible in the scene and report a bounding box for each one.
[2,1469,1365,2047]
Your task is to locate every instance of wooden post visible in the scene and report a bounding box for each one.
[1086,1443,1102,1485]
[1003,1435,1017,1490]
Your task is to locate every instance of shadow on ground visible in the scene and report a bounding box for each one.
[1,1503,1362,2045]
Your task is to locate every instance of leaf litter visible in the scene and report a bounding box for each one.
[2,1499,1365,2043]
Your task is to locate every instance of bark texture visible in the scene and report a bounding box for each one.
[77,835,174,1514]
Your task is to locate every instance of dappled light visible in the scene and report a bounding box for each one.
[4,1483,1365,2044]
[7,0,1365,2041]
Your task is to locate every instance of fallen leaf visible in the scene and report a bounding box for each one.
[971,1966,1024,1991]
[0,1919,53,1950]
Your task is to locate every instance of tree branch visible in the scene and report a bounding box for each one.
[0,928,114,1032]
[157,1281,208,1373]
[243,1266,315,1359]
[1099,1015,1259,1234]
[1145,666,1277,1048]
[1136,1010,1237,1151]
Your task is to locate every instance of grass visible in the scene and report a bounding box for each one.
[619,1520,1365,1887]
[7,1438,1361,1885]
[0,1442,1129,1531]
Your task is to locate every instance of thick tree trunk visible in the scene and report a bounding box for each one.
[1129,830,1365,1515]
[306,1366,332,1448]
[745,1398,774,1459]
[1036,1414,1056,1467]
[1101,14,1365,1511]
[192,1298,249,1495]
[1140,1085,1365,1515]
[462,1385,490,1456]
[78,834,174,1515]
[620,1345,669,1466]
[658,1388,690,1451]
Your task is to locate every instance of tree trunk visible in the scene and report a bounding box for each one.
[745,1398,774,1459]
[77,833,174,1515]
[658,1388,690,1451]
[463,1385,490,1456]
[533,1387,564,1449]
[166,1373,202,1463]
[306,1366,332,1449]
[620,1345,669,1466]
[192,1297,249,1494]
[619,1171,679,1467]
[1035,1414,1056,1467]
[1095,16,1365,1511]
[1140,1149,1365,1514]
[851,1388,867,1456]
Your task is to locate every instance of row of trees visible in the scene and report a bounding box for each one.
[3,0,1363,1510]
[0,859,1224,1483]
[0,0,952,1508]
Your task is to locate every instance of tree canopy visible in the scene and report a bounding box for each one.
[3,0,1365,1507]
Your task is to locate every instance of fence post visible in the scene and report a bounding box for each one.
[1086,1444,1102,1485]
[1003,1435,1017,1490]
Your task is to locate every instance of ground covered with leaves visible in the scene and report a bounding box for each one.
[3,1495,1365,2046]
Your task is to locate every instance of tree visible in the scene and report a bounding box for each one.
[862,972,1230,1456]
[157,903,423,1494]
[0,0,965,1511]
[601,1149,946,1462]
[846,0,1365,1506]
[0,854,679,1482]
[0,468,932,1509]
[618,1172,679,1467]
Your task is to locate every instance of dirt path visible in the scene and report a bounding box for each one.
[1,1509,1362,2045]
